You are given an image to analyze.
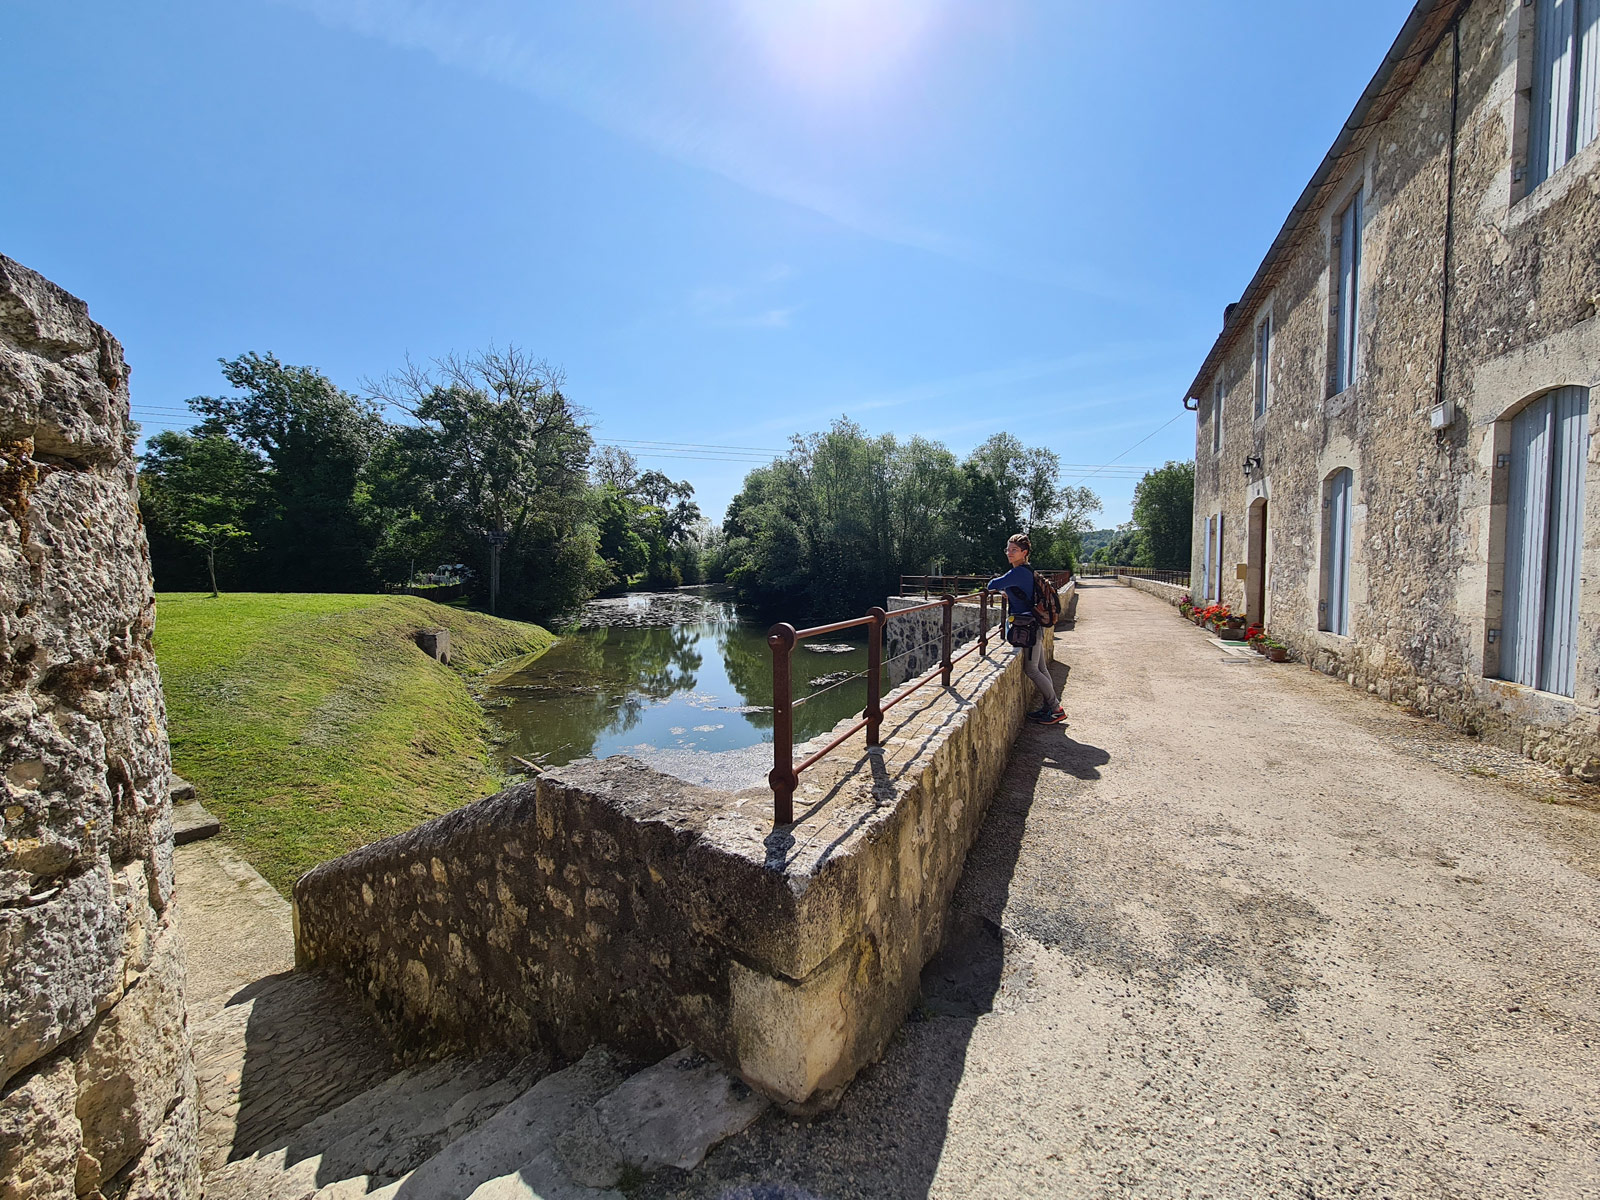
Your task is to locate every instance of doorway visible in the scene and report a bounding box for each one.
[1246,498,1268,625]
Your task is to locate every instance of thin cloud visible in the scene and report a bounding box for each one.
[272,0,1130,296]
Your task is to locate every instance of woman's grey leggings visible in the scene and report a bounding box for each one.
[1023,635,1057,710]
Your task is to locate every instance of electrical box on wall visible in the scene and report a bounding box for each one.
[1236,564,1249,581]
[1430,401,1456,429]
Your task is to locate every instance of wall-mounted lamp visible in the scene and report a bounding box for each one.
[1242,454,1263,479]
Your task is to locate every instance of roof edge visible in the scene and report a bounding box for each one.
[1182,0,1471,406]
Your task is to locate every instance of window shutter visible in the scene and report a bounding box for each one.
[1540,386,1588,696]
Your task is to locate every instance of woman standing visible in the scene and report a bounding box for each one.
[987,534,1066,725]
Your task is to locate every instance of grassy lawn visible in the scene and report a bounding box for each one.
[155,593,554,894]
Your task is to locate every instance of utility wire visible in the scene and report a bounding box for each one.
[1060,411,1189,488]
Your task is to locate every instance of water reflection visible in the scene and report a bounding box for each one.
[488,590,872,769]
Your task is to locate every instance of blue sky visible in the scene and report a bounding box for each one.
[6,0,1414,526]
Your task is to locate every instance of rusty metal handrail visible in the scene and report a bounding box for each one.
[767,590,1010,825]
[900,570,1072,598]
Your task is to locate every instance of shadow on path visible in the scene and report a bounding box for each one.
[643,662,1110,1200]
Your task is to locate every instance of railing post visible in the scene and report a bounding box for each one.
[866,606,886,746]
[767,623,798,826]
[979,590,989,656]
[940,594,954,687]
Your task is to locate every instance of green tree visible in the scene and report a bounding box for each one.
[139,429,269,590]
[179,521,253,597]
[373,346,599,620]
[188,352,387,591]
[1131,460,1196,569]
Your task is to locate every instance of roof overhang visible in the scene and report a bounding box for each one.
[1182,0,1473,407]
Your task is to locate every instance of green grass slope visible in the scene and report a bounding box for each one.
[154,593,555,894]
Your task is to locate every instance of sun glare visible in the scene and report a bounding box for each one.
[735,0,946,99]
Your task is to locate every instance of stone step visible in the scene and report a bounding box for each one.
[205,1053,545,1200]
[170,772,197,802]
[342,1047,629,1200]
[172,799,220,844]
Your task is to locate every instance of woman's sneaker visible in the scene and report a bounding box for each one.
[1029,706,1067,725]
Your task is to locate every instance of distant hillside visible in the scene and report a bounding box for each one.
[155,593,554,893]
[1079,528,1121,556]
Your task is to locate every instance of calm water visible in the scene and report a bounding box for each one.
[487,589,874,772]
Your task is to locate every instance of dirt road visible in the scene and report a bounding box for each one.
[644,579,1600,1199]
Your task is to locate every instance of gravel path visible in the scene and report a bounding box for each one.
[641,580,1600,1199]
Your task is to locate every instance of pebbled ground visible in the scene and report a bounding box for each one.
[640,580,1600,1200]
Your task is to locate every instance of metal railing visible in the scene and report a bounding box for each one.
[766,591,1009,826]
[1078,565,1190,588]
[899,570,1073,597]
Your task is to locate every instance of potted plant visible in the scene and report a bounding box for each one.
[1263,637,1289,663]
[1245,625,1266,653]
[1178,593,1194,620]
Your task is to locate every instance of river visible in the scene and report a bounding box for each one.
[485,587,875,790]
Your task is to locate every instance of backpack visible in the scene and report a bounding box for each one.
[1031,570,1062,627]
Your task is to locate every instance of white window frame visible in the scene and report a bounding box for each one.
[1254,315,1272,419]
[1320,469,1353,637]
[1334,190,1363,394]
[1528,0,1600,191]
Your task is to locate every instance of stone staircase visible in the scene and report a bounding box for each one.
[203,1044,767,1200]
[178,839,768,1200]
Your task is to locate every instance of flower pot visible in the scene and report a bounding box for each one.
[1267,645,1288,663]
[1220,623,1246,640]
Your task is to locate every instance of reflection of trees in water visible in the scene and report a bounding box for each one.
[607,625,703,700]
[718,623,776,731]
[494,622,704,762]
[717,623,874,741]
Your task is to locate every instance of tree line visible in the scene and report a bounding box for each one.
[140,349,1140,621]
[1085,460,1195,570]
[139,348,700,620]
[706,418,1101,615]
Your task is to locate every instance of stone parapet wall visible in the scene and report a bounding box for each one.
[294,632,1048,1109]
[885,579,1076,683]
[1118,576,1188,607]
[0,256,197,1197]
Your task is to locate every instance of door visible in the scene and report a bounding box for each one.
[1246,499,1268,625]
[1502,385,1588,695]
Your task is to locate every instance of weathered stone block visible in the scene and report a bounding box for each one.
[72,914,192,1192]
[0,255,195,1194]
[0,1053,81,1200]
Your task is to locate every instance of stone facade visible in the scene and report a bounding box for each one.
[1189,0,1600,776]
[292,636,1045,1110]
[0,256,197,1197]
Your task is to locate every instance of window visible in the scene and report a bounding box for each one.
[1209,513,1226,602]
[1212,379,1224,453]
[1334,191,1363,393]
[1254,315,1272,418]
[1320,469,1353,636]
[1501,386,1589,696]
[1528,0,1600,189]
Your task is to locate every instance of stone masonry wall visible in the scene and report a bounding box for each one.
[293,635,1046,1110]
[1191,0,1600,777]
[1119,576,1188,607]
[0,257,197,1198]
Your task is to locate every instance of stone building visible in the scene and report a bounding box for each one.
[0,256,198,1197]
[1188,0,1600,777]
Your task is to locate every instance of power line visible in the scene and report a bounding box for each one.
[1060,412,1190,488]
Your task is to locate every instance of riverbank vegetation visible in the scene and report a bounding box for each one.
[154,591,553,892]
[138,348,1119,623]
[708,419,1100,614]
[1086,460,1195,569]
[140,349,701,622]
